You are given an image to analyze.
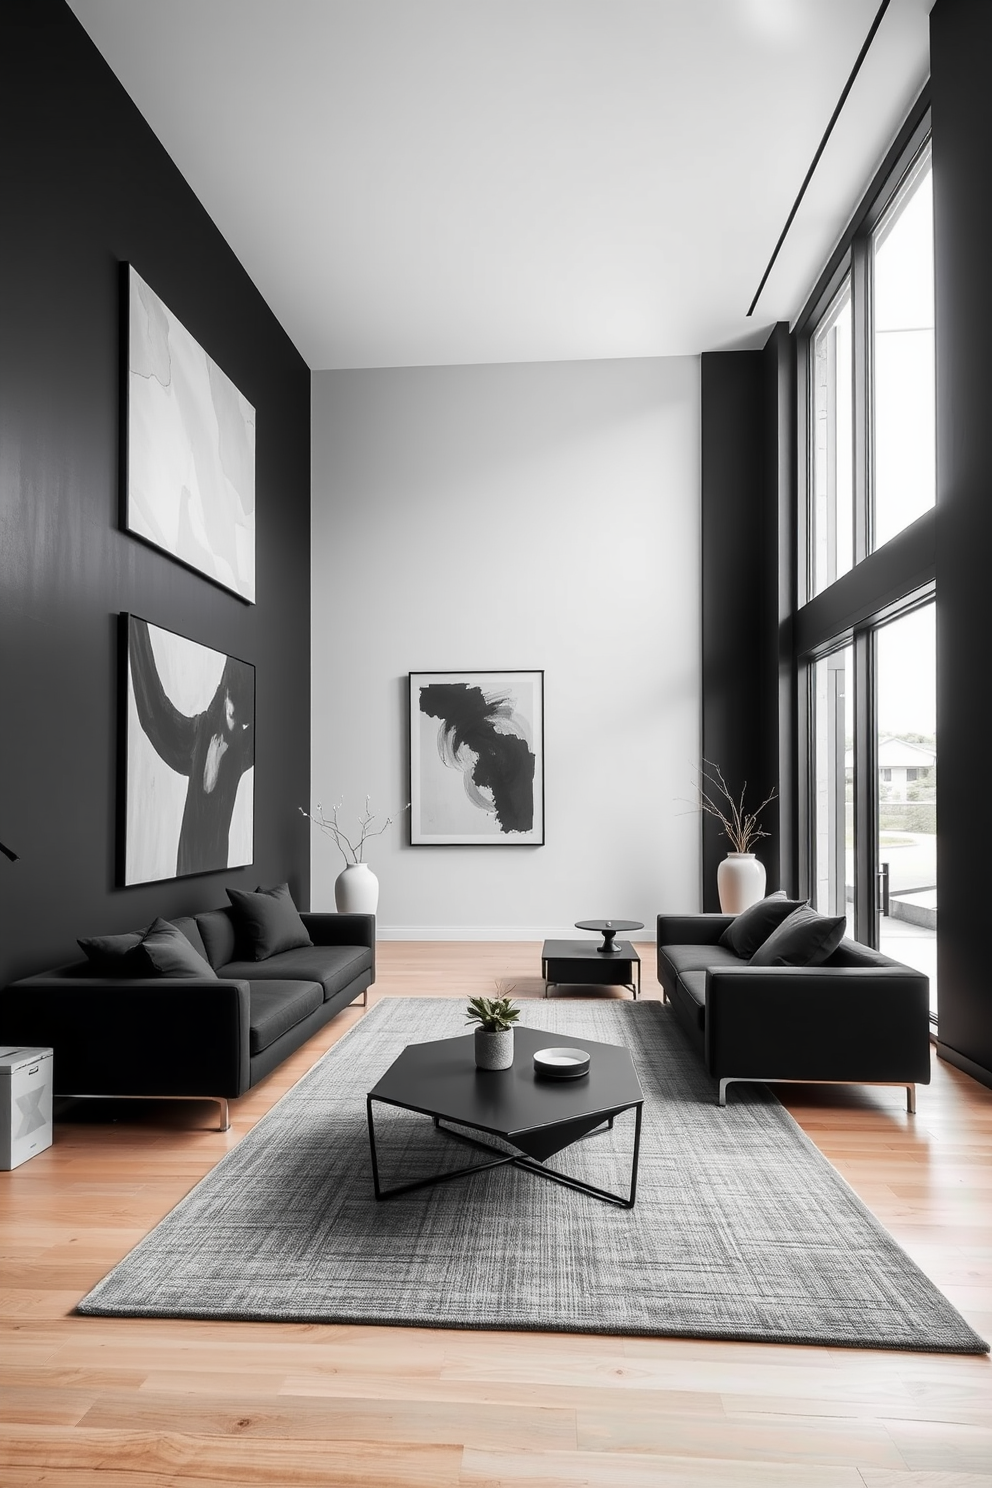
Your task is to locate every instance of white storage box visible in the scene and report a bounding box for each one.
[0,1046,54,1170]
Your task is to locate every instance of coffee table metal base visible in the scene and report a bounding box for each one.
[366,1099,642,1209]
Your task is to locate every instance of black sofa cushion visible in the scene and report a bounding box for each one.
[77,931,145,975]
[220,944,374,1003]
[196,908,238,970]
[660,943,745,977]
[750,906,847,967]
[140,918,218,979]
[166,915,210,964]
[718,891,807,959]
[249,980,323,1054]
[227,883,313,961]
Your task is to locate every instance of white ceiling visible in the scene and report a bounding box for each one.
[68,0,932,371]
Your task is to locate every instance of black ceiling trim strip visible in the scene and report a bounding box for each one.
[746,0,892,318]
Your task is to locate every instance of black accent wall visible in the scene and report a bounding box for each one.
[0,2,311,989]
[931,0,992,1083]
[700,348,784,908]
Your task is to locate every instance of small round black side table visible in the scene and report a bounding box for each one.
[575,919,645,954]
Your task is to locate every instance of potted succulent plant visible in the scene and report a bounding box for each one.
[465,994,520,1071]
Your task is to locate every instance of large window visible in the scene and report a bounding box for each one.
[811,644,853,932]
[807,606,937,1015]
[797,103,937,1022]
[803,133,934,603]
[811,280,853,596]
[872,142,935,551]
[875,605,936,1013]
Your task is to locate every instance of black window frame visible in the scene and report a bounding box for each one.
[793,88,936,980]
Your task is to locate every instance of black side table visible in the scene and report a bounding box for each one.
[575,918,644,954]
[541,939,641,998]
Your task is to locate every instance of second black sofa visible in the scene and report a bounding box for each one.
[657,900,931,1110]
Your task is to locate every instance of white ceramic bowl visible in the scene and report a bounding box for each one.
[533,1046,591,1079]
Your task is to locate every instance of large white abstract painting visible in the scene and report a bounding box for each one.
[124,615,254,885]
[126,266,256,602]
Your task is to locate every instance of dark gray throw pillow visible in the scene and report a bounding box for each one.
[749,906,847,968]
[227,882,312,961]
[718,890,807,959]
[78,931,145,975]
[140,918,218,979]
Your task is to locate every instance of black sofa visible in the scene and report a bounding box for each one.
[0,907,374,1130]
[657,913,931,1109]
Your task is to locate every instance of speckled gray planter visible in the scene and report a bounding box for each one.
[474,1027,514,1070]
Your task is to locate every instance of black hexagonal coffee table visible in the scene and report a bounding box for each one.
[366,1025,644,1208]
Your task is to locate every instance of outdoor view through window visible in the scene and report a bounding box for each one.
[876,605,936,1014]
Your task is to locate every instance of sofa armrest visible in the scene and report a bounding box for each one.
[703,965,932,1084]
[0,977,252,1098]
[657,914,734,946]
[301,912,375,980]
[656,915,733,986]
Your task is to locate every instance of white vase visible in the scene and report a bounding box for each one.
[717,853,766,914]
[474,1027,514,1071]
[334,862,379,915]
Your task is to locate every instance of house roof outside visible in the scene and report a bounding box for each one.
[845,735,936,770]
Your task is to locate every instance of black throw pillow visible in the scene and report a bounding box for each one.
[78,931,145,976]
[718,891,808,960]
[140,918,218,979]
[226,882,312,961]
[749,906,847,968]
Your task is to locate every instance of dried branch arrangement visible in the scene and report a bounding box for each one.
[689,761,777,854]
[299,797,409,866]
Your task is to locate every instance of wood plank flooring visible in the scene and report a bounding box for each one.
[2,941,991,1486]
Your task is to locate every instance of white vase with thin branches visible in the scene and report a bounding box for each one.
[299,798,408,915]
[689,762,777,915]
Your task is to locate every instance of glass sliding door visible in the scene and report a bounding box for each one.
[812,644,854,937]
[874,603,937,1014]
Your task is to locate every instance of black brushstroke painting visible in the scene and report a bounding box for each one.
[418,681,535,834]
[128,616,254,878]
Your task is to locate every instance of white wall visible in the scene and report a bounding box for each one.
[310,356,701,938]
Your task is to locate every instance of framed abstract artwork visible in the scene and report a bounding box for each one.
[122,614,255,885]
[409,670,544,846]
[125,264,256,602]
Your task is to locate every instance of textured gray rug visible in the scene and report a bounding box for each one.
[78,998,987,1352]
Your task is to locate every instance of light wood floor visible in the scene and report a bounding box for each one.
[2,941,991,1487]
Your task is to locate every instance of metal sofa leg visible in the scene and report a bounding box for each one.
[717,1077,919,1113]
[214,1097,231,1131]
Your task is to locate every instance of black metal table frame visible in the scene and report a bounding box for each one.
[366,1095,643,1209]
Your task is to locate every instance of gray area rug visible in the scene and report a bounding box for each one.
[78,998,988,1352]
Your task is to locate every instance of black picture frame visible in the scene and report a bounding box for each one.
[408,670,544,846]
[121,613,255,885]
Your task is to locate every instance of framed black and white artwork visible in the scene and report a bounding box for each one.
[122,614,255,885]
[409,670,544,846]
[125,265,256,602]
